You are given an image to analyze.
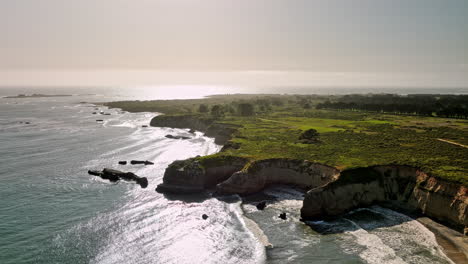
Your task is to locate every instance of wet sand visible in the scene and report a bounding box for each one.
[417,217,468,264]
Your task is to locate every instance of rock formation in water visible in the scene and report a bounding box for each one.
[256,201,267,210]
[88,168,148,188]
[279,213,287,220]
[130,160,154,165]
[165,134,191,140]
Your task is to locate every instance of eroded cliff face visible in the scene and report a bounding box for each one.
[216,159,340,194]
[301,165,468,229]
[155,156,248,193]
[158,156,467,228]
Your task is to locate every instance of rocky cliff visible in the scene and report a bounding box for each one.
[157,156,467,228]
[155,156,248,193]
[150,115,238,145]
[156,157,340,196]
[300,165,468,230]
[216,159,340,194]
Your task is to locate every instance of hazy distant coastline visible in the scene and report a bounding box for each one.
[3,93,73,99]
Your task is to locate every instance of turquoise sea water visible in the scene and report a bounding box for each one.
[0,88,459,264]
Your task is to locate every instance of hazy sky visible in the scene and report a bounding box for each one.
[1,0,467,87]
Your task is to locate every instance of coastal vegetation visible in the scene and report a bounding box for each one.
[105,94,468,185]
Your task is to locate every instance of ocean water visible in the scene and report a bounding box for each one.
[0,88,457,264]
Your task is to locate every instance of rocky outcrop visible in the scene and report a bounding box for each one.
[165,134,191,140]
[150,115,238,145]
[155,156,248,193]
[130,160,154,165]
[156,157,339,195]
[88,168,149,188]
[301,165,468,229]
[216,159,340,194]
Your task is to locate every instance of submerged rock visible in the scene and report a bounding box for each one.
[142,125,148,128]
[202,214,209,220]
[118,161,127,165]
[130,160,154,165]
[88,168,148,188]
[256,201,267,210]
[92,112,97,114]
[96,119,104,122]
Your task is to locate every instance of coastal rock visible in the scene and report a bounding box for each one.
[130,160,154,165]
[96,119,103,122]
[118,161,127,165]
[88,170,103,177]
[216,159,340,195]
[89,168,148,188]
[279,213,287,220]
[165,134,191,140]
[156,156,248,194]
[300,166,468,229]
[142,125,148,128]
[256,201,267,210]
[202,214,209,220]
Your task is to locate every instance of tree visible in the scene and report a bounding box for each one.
[237,103,255,116]
[210,104,224,117]
[299,129,320,143]
[198,104,209,113]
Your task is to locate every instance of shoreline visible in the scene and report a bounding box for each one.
[417,217,468,264]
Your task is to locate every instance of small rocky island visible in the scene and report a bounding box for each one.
[88,168,148,188]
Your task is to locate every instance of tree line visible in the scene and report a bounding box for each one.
[316,94,468,119]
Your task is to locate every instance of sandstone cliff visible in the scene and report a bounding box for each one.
[155,156,248,193]
[300,165,468,230]
[157,157,467,228]
[216,159,340,194]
